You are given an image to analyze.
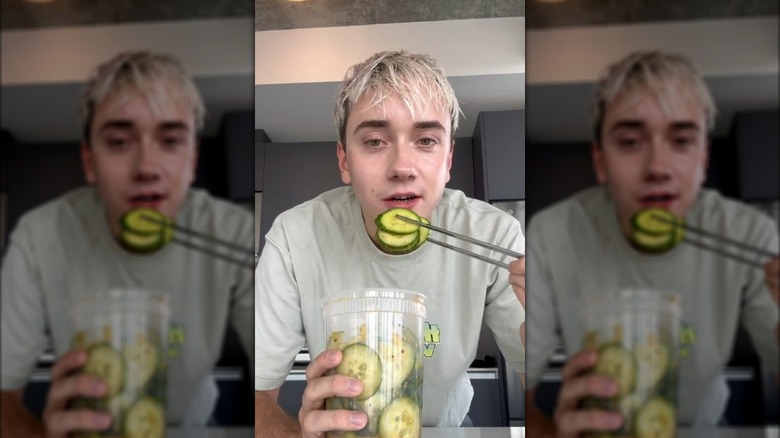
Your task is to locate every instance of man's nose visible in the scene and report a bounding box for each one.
[133,141,161,181]
[644,142,673,182]
[388,144,417,180]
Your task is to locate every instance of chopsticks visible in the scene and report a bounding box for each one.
[395,214,523,270]
[650,213,778,269]
[140,213,255,268]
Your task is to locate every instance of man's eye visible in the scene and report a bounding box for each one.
[418,137,438,147]
[163,137,184,148]
[673,137,695,148]
[617,137,639,149]
[365,139,382,147]
[106,138,128,148]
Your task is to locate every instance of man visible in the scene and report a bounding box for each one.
[0,51,254,436]
[254,50,525,436]
[525,51,779,437]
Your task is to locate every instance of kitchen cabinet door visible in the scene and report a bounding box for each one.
[734,110,779,201]
[472,110,525,201]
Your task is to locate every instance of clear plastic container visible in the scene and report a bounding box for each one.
[579,289,681,438]
[323,289,427,438]
[69,289,170,438]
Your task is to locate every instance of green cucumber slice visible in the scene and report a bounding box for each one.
[594,343,636,398]
[83,343,125,399]
[375,208,421,235]
[120,230,164,252]
[635,397,675,438]
[418,217,430,244]
[124,397,165,438]
[378,397,421,438]
[336,343,383,401]
[122,334,160,391]
[633,337,670,391]
[378,339,416,390]
[632,208,679,236]
[631,229,675,253]
[121,208,166,236]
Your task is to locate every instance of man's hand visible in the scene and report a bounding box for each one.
[299,349,367,437]
[553,350,622,438]
[509,258,526,346]
[43,350,112,437]
[765,256,779,305]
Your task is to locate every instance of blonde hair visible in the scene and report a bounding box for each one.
[80,50,206,143]
[590,50,716,143]
[333,50,462,145]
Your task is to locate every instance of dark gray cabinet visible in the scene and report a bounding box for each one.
[255,130,269,192]
[219,111,255,202]
[733,110,779,201]
[472,110,525,201]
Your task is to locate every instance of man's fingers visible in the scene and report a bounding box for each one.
[301,374,363,413]
[45,409,112,435]
[509,258,526,307]
[300,409,367,435]
[560,349,598,382]
[306,350,342,382]
[46,375,107,412]
[556,408,622,436]
[557,374,618,412]
[50,350,87,383]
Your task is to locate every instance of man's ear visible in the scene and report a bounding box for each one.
[336,141,351,185]
[591,141,607,184]
[80,142,97,184]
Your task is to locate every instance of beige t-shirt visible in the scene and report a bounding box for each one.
[254,187,525,427]
[526,186,779,425]
[1,186,254,425]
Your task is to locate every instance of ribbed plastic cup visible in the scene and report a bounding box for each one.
[323,289,427,438]
[580,289,681,438]
[69,289,170,438]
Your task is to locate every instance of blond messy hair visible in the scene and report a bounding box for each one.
[333,50,462,146]
[80,50,206,143]
[590,50,717,144]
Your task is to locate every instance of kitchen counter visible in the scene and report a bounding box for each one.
[166,426,778,437]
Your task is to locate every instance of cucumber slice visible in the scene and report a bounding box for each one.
[635,397,675,438]
[375,208,421,235]
[418,217,430,244]
[631,229,675,253]
[633,337,670,391]
[124,397,165,438]
[376,230,420,254]
[632,208,678,236]
[594,343,636,398]
[121,208,165,235]
[120,230,164,252]
[123,334,160,391]
[378,339,416,390]
[83,343,125,399]
[378,397,421,438]
[336,343,383,400]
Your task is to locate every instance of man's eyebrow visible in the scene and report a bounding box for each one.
[608,120,645,133]
[353,119,389,134]
[669,121,701,132]
[414,121,446,131]
[98,120,134,133]
[158,121,191,131]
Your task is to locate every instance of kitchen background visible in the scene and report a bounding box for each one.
[525,0,779,427]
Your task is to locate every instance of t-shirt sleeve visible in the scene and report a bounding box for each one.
[254,220,307,391]
[483,220,525,376]
[1,220,50,390]
[525,215,564,390]
[739,217,780,375]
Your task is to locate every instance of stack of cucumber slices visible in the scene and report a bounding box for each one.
[630,208,685,253]
[375,208,430,254]
[119,208,174,252]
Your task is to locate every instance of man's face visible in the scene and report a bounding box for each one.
[81,90,199,238]
[337,92,453,246]
[593,91,709,237]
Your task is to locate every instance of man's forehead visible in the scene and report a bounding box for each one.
[95,89,195,123]
[349,91,449,125]
[606,89,706,123]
